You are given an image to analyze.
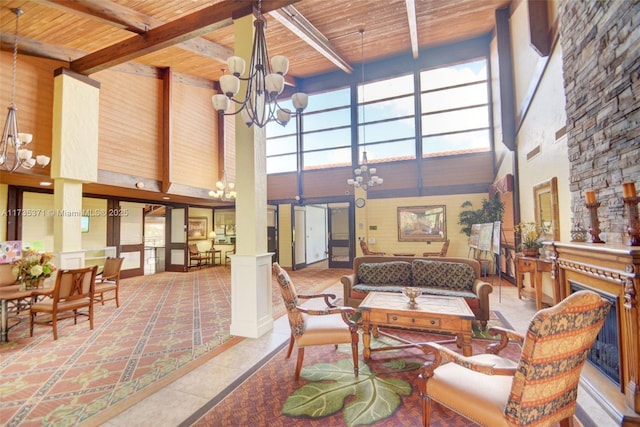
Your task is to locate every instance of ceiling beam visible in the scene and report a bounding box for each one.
[269,5,352,74]
[405,0,419,59]
[0,34,84,62]
[70,0,301,75]
[33,0,233,65]
[32,0,153,33]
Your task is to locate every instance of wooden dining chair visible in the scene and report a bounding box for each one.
[224,244,236,264]
[94,257,124,307]
[30,265,98,340]
[422,239,450,257]
[188,243,208,269]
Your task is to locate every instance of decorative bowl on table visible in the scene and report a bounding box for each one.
[402,287,422,308]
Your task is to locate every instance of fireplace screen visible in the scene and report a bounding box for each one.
[571,282,620,386]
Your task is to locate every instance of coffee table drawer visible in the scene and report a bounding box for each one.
[386,313,441,328]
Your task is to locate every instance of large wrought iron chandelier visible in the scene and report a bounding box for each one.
[347,30,383,191]
[211,0,308,128]
[0,8,50,173]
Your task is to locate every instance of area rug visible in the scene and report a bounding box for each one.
[182,329,522,427]
[0,266,350,427]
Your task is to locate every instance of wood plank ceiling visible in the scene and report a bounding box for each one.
[0,0,512,206]
[1,0,512,83]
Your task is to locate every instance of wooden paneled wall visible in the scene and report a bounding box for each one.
[0,51,64,160]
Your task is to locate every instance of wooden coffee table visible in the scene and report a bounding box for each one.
[359,291,475,358]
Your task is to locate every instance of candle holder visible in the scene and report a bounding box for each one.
[586,202,604,243]
[623,196,640,246]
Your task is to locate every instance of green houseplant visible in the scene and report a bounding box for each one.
[457,196,505,237]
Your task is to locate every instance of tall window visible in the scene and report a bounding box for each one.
[265,99,298,174]
[358,73,415,163]
[301,88,351,170]
[266,88,352,173]
[420,59,490,157]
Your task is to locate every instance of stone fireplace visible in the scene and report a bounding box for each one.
[555,1,639,422]
[550,242,639,424]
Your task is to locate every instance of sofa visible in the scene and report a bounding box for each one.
[341,256,493,328]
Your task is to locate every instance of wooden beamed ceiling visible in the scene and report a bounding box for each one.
[1,0,512,82]
[0,0,512,206]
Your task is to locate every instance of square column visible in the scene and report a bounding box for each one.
[229,253,274,338]
[229,12,272,338]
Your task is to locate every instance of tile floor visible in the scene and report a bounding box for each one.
[104,274,611,427]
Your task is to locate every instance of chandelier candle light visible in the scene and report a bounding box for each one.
[209,170,236,200]
[0,8,50,173]
[347,29,383,192]
[211,0,308,128]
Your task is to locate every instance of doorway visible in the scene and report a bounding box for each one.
[290,202,353,270]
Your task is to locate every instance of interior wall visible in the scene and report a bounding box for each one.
[277,203,293,268]
[510,1,570,240]
[359,193,487,259]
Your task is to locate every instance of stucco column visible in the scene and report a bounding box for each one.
[229,12,273,338]
[51,69,100,267]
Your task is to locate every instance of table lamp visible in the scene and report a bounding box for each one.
[209,231,217,250]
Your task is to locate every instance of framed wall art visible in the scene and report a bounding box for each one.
[188,217,208,240]
[397,205,447,242]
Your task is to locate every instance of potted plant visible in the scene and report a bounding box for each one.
[458,196,505,237]
[514,222,544,257]
[12,248,56,290]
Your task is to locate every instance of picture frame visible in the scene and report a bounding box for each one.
[188,217,208,240]
[397,205,447,242]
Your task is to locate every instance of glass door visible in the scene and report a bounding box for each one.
[328,203,352,268]
[165,206,187,272]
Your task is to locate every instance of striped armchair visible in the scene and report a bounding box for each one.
[419,290,610,426]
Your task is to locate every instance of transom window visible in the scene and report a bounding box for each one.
[265,57,491,174]
[420,59,490,157]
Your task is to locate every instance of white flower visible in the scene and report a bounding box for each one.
[29,264,43,277]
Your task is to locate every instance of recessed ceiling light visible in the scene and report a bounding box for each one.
[162,196,170,200]
[40,181,52,186]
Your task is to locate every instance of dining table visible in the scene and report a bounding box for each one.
[0,284,54,343]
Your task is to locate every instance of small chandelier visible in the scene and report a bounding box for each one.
[347,29,383,191]
[347,150,383,190]
[209,170,236,200]
[0,8,50,173]
[211,0,308,128]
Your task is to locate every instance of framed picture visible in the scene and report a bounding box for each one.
[188,217,208,240]
[397,205,447,242]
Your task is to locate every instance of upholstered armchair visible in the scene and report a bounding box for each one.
[422,239,450,257]
[272,262,359,380]
[360,239,385,255]
[419,290,610,426]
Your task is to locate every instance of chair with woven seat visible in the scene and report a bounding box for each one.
[188,243,208,269]
[30,265,99,340]
[224,244,235,264]
[419,289,610,427]
[94,257,124,307]
[272,262,360,381]
[360,239,385,255]
[422,239,449,257]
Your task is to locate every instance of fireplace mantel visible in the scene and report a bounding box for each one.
[549,242,639,424]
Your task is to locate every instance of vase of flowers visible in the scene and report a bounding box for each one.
[515,222,544,257]
[12,249,56,290]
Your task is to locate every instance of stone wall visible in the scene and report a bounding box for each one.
[559,0,640,238]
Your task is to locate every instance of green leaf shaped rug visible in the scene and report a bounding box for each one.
[282,357,420,426]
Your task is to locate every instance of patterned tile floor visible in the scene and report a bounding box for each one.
[104,269,608,427]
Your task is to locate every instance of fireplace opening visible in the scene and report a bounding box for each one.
[570,282,620,386]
